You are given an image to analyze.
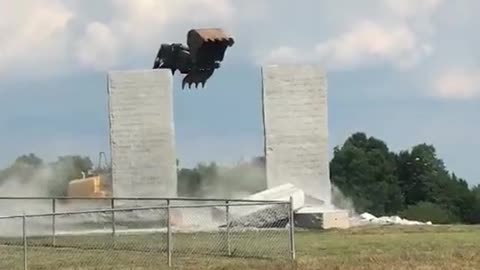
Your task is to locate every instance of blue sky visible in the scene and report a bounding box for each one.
[1,0,479,185]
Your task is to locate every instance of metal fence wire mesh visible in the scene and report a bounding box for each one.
[0,216,24,270]
[0,199,294,269]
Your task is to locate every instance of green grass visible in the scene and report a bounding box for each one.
[1,225,480,269]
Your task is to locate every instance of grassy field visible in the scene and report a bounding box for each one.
[1,225,480,269]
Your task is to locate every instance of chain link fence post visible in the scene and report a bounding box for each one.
[52,198,56,247]
[288,196,296,261]
[225,200,231,256]
[22,214,28,270]
[167,199,172,267]
[111,198,116,238]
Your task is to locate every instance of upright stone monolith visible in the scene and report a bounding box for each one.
[262,64,330,204]
[107,69,177,198]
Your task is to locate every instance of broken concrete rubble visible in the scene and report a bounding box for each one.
[216,183,304,228]
[216,183,351,229]
[355,212,433,226]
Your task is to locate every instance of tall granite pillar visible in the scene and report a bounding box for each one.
[107,70,177,198]
[262,64,330,204]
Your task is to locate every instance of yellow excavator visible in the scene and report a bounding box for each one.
[67,152,112,198]
[65,153,184,225]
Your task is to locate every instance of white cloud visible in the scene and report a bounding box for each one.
[75,22,120,70]
[0,0,74,73]
[263,21,433,69]
[262,0,441,70]
[314,20,431,69]
[107,0,234,49]
[0,0,472,89]
[385,0,442,18]
[263,46,303,64]
[0,0,236,75]
[432,69,480,99]
[0,0,447,75]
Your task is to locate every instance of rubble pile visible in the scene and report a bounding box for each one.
[355,212,433,226]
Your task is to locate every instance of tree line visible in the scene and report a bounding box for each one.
[0,132,478,224]
[330,132,480,224]
[0,154,93,196]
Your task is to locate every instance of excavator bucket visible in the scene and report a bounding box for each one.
[153,28,234,89]
[187,28,234,68]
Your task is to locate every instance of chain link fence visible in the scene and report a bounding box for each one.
[0,198,294,269]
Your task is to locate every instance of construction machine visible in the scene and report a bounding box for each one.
[67,152,112,198]
[65,153,185,225]
[153,28,234,89]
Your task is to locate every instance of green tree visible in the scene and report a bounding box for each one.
[177,158,266,198]
[396,144,444,205]
[464,185,480,224]
[177,162,219,197]
[48,155,93,196]
[330,132,404,216]
[0,153,44,185]
[399,201,460,224]
[396,144,472,222]
[177,167,203,197]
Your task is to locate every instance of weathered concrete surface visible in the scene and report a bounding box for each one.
[228,183,304,227]
[262,64,330,203]
[241,183,305,212]
[107,70,177,197]
[211,183,304,228]
[295,207,350,229]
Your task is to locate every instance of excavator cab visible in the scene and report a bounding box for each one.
[153,28,234,89]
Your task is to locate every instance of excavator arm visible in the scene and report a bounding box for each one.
[153,28,234,89]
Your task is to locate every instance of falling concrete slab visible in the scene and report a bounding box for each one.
[295,207,350,229]
[262,64,330,203]
[107,69,177,198]
[240,183,305,212]
[219,184,349,229]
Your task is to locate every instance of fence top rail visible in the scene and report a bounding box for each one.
[0,201,290,220]
[0,196,287,204]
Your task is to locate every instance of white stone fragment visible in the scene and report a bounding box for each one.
[357,212,433,226]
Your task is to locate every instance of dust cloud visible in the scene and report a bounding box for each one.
[0,166,55,215]
[0,166,56,237]
[330,183,356,215]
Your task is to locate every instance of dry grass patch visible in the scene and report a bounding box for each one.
[1,225,479,269]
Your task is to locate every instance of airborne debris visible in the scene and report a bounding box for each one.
[153,28,234,89]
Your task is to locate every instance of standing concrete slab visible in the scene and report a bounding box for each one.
[262,64,330,203]
[107,69,177,197]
